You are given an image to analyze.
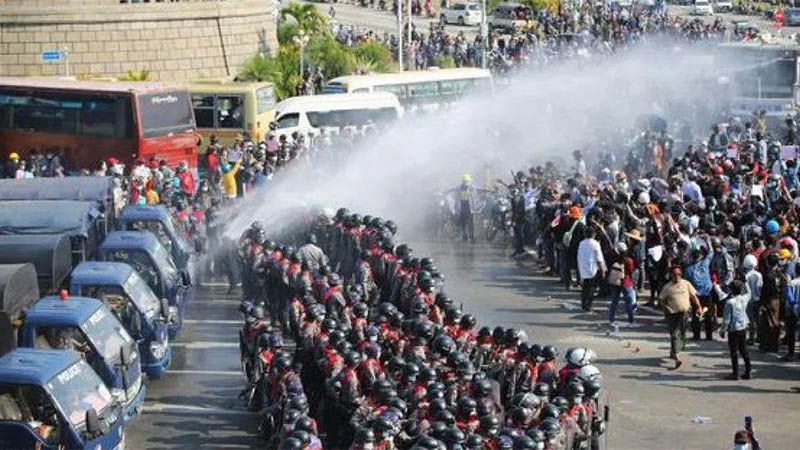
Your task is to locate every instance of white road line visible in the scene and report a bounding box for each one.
[143,402,251,416]
[198,281,232,287]
[170,342,239,349]
[166,369,243,376]
[183,319,241,325]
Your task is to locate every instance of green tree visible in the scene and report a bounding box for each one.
[238,47,300,100]
[352,42,396,73]
[305,34,354,78]
[280,2,329,35]
[435,55,456,69]
[277,22,301,46]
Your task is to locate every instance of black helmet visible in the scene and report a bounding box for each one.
[420,366,438,383]
[457,396,477,416]
[273,352,292,371]
[321,318,338,333]
[551,396,569,413]
[541,345,558,360]
[433,334,456,355]
[384,220,397,234]
[428,398,449,415]
[513,392,541,410]
[374,415,396,437]
[583,378,602,399]
[355,427,375,444]
[388,398,408,415]
[344,350,362,368]
[513,435,537,450]
[478,326,491,340]
[465,434,485,450]
[505,328,523,345]
[291,430,310,447]
[434,409,456,426]
[288,396,309,414]
[295,415,315,434]
[492,326,505,345]
[510,406,533,425]
[533,382,551,399]
[565,381,585,399]
[539,417,561,439]
[414,435,441,450]
[278,437,302,450]
[444,426,466,445]
[420,257,435,270]
[529,344,543,362]
[540,403,560,420]
[430,421,448,440]
[474,378,492,397]
[403,363,420,381]
[526,429,546,444]
[353,302,369,318]
[445,306,462,323]
[460,313,477,330]
[479,415,500,438]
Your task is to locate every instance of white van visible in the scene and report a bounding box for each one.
[272,92,403,139]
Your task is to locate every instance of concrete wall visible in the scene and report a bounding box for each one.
[0,0,277,81]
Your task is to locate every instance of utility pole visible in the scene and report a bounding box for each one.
[398,0,404,71]
[407,0,412,48]
[481,0,487,69]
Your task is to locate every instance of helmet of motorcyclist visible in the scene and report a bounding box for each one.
[278,437,302,450]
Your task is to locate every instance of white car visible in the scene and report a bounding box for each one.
[441,3,482,27]
[692,0,714,15]
[713,0,732,12]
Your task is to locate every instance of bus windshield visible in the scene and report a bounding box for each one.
[138,91,194,138]
[46,360,113,429]
[82,307,134,363]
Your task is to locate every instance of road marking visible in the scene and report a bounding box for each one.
[170,342,239,349]
[184,319,241,325]
[143,402,251,416]
[166,369,243,376]
[199,281,233,287]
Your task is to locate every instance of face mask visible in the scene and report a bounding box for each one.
[733,444,751,450]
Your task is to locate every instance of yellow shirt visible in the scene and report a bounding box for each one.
[659,279,696,314]
[221,160,241,198]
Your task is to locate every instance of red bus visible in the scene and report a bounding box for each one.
[0,77,198,172]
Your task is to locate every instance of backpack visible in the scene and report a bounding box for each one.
[607,261,624,287]
[562,218,581,248]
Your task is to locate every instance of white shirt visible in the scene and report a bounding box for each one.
[577,238,606,280]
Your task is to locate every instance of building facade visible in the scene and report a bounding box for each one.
[0,0,277,81]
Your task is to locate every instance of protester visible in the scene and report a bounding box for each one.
[577,227,606,312]
[718,280,752,380]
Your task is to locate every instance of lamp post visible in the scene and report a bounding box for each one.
[481,0,487,69]
[293,30,310,79]
[398,0,404,71]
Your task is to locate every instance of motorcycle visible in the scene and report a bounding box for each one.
[485,194,513,242]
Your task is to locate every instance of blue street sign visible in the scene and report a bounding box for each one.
[40,50,63,63]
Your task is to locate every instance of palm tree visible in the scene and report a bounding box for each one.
[280,2,328,35]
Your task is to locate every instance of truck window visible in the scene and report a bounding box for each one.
[105,250,162,296]
[275,113,299,129]
[0,385,60,445]
[80,286,139,332]
[81,307,133,364]
[46,360,112,429]
[126,220,173,252]
[35,326,90,357]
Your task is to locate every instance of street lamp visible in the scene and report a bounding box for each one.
[293,30,310,79]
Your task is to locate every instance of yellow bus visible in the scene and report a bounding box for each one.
[183,79,276,144]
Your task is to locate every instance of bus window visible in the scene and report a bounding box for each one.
[216,96,244,129]
[322,83,347,94]
[191,95,215,128]
[275,113,300,129]
[408,82,439,98]
[376,84,407,98]
[256,86,276,115]
[79,99,118,138]
[352,88,370,94]
[139,91,194,138]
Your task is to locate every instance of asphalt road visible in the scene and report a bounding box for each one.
[126,282,261,449]
[126,239,799,449]
[422,239,799,450]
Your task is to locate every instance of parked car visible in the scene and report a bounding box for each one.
[488,3,531,32]
[785,8,800,26]
[713,0,732,12]
[692,0,714,15]
[441,3,482,26]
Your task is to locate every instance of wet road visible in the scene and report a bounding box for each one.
[126,282,261,449]
[128,240,799,449]
[423,239,799,450]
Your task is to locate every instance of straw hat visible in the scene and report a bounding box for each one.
[624,229,642,241]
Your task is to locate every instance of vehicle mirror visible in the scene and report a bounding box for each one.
[85,407,101,437]
[121,370,131,400]
[130,312,143,338]
[180,271,191,287]
[120,345,132,368]
[160,299,170,319]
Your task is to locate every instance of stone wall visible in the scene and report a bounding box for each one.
[0,0,277,81]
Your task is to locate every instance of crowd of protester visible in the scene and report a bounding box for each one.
[329,3,726,75]
[469,111,800,379]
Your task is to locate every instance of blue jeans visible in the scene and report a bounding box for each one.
[609,285,637,323]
